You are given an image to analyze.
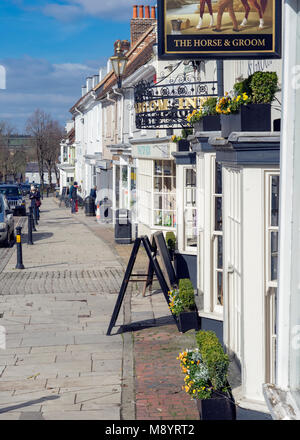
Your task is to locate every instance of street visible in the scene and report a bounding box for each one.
[0,197,129,420]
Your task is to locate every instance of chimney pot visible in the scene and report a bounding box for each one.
[139,5,144,18]
[145,5,150,19]
[151,6,156,19]
[133,5,138,19]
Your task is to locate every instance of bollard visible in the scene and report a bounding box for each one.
[30,207,37,232]
[27,210,33,245]
[15,226,25,270]
[34,205,39,225]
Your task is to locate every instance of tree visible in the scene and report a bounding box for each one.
[26,109,63,188]
[0,121,17,182]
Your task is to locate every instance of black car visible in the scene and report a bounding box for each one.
[20,183,31,196]
[0,184,27,216]
[0,194,14,247]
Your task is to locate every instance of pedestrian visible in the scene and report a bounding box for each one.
[90,185,97,200]
[29,185,41,222]
[196,0,214,30]
[69,181,78,214]
[212,0,239,32]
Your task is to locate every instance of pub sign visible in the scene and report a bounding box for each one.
[157,0,282,60]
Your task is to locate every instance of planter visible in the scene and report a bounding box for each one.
[177,310,199,333]
[194,115,221,132]
[196,389,236,420]
[177,139,190,152]
[221,103,271,138]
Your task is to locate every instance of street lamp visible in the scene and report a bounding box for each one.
[110,41,128,89]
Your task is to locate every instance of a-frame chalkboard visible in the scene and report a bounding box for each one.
[107,234,178,336]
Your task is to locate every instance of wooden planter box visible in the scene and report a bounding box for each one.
[177,310,199,333]
[196,389,236,420]
[194,115,221,132]
[221,103,271,138]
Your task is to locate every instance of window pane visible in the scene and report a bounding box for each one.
[163,177,172,192]
[154,195,162,210]
[217,272,223,306]
[186,169,196,187]
[271,175,280,227]
[217,236,223,269]
[154,177,162,192]
[185,209,197,248]
[154,210,162,226]
[215,162,222,194]
[215,197,222,231]
[154,160,162,175]
[164,161,172,176]
[163,211,174,227]
[271,231,278,281]
[186,188,196,207]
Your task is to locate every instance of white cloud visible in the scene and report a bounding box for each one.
[0,56,105,132]
[42,0,157,21]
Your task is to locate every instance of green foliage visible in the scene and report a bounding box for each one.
[181,128,193,139]
[202,97,218,116]
[168,278,195,316]
[166,231,176,251]
[249,71,279,104]
[196,330,229,391]
[233,71,278,104]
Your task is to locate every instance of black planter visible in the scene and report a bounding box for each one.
[194,115,221,132]
[221,103,271,138]
[196,390,236,420]
[177,310,199,333]
[177,139,190,151]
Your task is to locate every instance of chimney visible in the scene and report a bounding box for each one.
[82,86,87,97]
[92,74,99,88]
[131,4,157,45]
[86,77,93,92]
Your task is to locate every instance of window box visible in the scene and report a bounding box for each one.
[221,103,271,138]
[194,115,221,132]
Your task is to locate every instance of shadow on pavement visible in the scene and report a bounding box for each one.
[116,315,176,334]
[23,232,53,243]
[0,395,60,414]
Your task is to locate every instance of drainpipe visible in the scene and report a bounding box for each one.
[217,60,224,97]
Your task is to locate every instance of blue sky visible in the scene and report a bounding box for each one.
[0,0,156,132]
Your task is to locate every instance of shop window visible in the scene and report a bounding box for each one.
[153,160,176,228]
[184,168,197,251]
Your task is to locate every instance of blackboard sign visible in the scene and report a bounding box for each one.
[153,231,177,290]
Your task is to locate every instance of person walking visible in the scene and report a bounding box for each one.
[69,182,78,214]
[90,185,97,200]
[196,0,214,30]
[213,0,240,32]
[29,185,41,222]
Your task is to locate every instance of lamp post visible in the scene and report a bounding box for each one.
[110,41,128,89]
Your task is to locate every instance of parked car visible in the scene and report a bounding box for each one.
[19,183,31,196]
[0,184,26,216]
[0,194,14,247]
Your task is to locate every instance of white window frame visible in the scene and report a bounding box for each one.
[152,159,176,230]
[264,170,279,385]
[183,166,197,254]
[211,157,223,315]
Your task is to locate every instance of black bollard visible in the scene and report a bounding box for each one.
[34,205,38,226]
[27,210,33,245]
[30,207,37,232]
[15,226,25,270]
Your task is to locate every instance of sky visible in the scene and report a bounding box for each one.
[0,0,157,133]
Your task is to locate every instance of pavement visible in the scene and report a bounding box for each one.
[0,196,272,420]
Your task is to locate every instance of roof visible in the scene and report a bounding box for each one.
[70,24,156,113]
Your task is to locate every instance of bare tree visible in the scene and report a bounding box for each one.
[0,121,17,182]
[43,120,64,187]
[26,109,51,188]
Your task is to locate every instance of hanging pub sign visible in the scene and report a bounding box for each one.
[157,0,282,60]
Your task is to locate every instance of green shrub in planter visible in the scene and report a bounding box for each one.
[166,231,176,251]
[196,330,229,391]
[168,278,195,316]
